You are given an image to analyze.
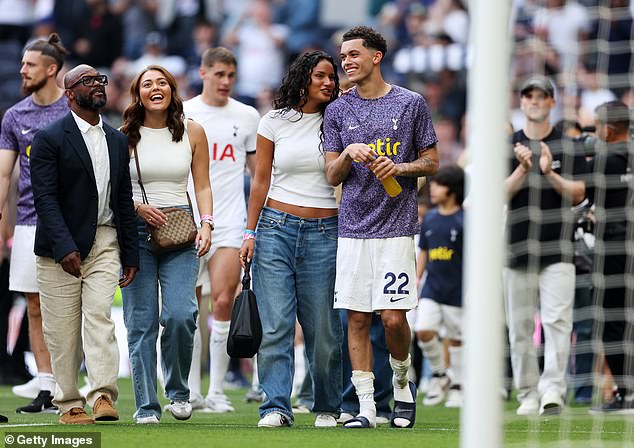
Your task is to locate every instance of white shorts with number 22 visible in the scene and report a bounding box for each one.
[333,236,417,312]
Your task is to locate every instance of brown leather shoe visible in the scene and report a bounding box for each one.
[92,395,119,421]
[59,407,94,424]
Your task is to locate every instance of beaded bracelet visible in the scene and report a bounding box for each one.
[243,229,256,241]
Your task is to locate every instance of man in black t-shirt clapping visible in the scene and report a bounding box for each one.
[504,75,587,417]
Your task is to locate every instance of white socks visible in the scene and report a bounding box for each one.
[390,354,414,403]
[448,345,463,386]
[188,320,202,398]
[39,373,56,393]
[351,370,376,423]
[292,343,305,398]
[419,336,446,375]
[207,320,231,397]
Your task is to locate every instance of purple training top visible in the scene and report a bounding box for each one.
[0,95,69,225]
[324,85,437,238]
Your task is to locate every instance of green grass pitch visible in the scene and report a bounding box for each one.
[1,379,631,447]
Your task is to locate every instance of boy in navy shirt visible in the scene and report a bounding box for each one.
[415,165,464,407]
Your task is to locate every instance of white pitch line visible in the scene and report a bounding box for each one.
[1,423,57,428]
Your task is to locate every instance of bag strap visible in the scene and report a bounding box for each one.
[132,145,150,205]
[133,144,194,211]
[242,261,251,290]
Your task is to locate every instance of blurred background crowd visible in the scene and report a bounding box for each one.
[0,0,631,171]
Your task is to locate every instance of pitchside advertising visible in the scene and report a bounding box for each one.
[4,432,100,448]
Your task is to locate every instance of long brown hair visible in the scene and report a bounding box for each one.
[120,65,185,148]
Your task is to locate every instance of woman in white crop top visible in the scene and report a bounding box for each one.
[119,65,213,423]
[238,51,343,427]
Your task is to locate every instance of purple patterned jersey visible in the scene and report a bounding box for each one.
[0,95,69,225]
[324,85,437,238]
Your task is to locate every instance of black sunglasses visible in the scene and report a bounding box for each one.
[67,74,108,89]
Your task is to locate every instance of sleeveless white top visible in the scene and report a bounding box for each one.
[130,124,192,208]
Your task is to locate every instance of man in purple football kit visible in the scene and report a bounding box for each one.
[324,26,438,429]
[0,33,69,415]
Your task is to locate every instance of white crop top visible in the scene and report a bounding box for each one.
[257,109,336,209]
[130,125,192,208]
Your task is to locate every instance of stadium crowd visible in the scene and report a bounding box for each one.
[0,0,633,426]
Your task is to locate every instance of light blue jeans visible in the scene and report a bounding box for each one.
[122,214,199,419]
[253,207,343,421]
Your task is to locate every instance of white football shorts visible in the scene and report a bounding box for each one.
[414,298,463,340]
[9,225,38,293]
[334,236,417,312]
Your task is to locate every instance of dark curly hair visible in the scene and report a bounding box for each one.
[273,50,340,117]
[120,65,185,148]
[342,26,388,58]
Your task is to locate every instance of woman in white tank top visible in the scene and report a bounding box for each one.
[238,51,343,428]
[119,65,213,424]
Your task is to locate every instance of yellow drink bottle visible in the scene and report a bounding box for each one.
[380,176,402,197]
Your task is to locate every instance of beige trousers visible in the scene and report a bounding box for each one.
[38,226,121,413]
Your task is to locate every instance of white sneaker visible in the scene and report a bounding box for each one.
[314,414,337,427]
[135,415,160,424]
[12,377,40,399]
[539,390,564,416]
[165,401,192,420]
[201,393,235,413]
[257,411,292,427]
[337,412,354,424]
[190,393,206,411]
[375,416,389,425]
[516,396,540,416]
[292,403,311,414]
[445,385,463,408]
[423,373,449,406]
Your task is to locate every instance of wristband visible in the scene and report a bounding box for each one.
[243,229,256,241]
[200,219,214,230]
[200,214,214,222]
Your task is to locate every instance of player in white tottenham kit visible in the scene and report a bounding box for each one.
[184,47,259,412]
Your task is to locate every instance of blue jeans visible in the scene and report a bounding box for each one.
[571,283,594,403]
[253,207,343,420]
[122,215,199,419]
[340,311,393,418]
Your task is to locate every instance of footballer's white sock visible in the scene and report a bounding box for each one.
[251,355,260,390]
[292,343,305,398]
[39,373,55,393]
[448,345,463,386]
[391,354,414,403]
[419,336,446,375]
[188,320,202,397]
[207,320,231,397]
[351,370,376,423]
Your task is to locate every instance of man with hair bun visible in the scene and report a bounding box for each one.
[0,32,69,415]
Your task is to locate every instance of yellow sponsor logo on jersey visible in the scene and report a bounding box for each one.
[429,246,454,261]
[26,144,31,161]
[368,137,400,156]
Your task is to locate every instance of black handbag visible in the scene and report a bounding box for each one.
[227,261,262,358]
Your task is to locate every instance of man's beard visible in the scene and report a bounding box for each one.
[22,77,47,95]
[76,91,107,110]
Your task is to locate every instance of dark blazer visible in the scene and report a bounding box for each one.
[31,112,139,268]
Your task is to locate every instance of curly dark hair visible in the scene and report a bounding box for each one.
[342,26,388,57]
[120,65,185,148]
[272,50,340,117]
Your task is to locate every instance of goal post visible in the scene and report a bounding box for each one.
[461,1,511,447]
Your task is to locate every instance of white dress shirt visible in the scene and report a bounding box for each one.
[71,111,114,226]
